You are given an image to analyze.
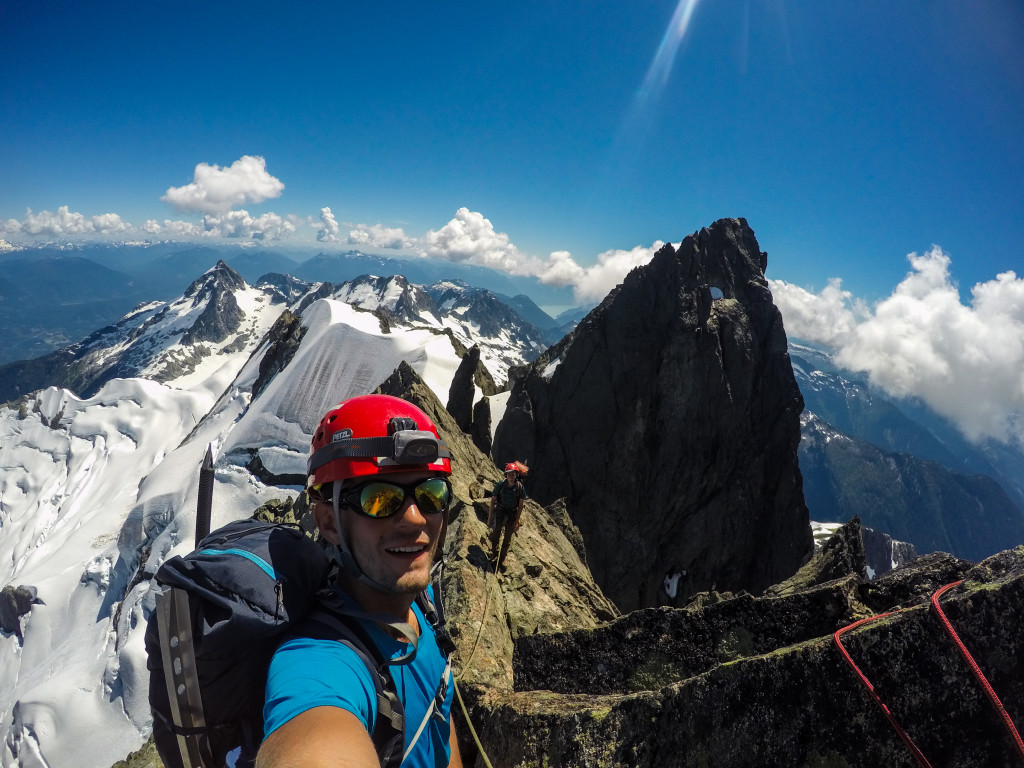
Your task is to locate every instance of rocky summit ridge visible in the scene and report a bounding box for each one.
[493,218,812,612]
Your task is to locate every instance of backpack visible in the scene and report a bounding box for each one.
[145,517,453,768]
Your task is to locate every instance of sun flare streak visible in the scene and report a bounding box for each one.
[640,0,702,98]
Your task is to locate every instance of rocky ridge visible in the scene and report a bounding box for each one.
[105,366,1024,768]
[459,517,1023,767]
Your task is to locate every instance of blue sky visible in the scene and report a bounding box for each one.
[2,1,1022,304]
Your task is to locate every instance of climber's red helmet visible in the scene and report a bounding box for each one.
[504,463,518,475]
[307,394,452,487]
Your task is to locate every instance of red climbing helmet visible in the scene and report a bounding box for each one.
[504,463,518,473]
[307,394,452,486]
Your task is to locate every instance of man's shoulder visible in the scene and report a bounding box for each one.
[271,634,376,682]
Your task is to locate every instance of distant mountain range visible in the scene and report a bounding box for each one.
[0,242,581,365]
[791,341,1024,560]
[0,263,550,403]
[2,252,1021,564]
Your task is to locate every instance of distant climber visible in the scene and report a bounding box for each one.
[488,463,528,571]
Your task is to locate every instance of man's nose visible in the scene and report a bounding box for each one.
[398,494,428,524]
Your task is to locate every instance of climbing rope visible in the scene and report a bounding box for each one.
[451,551,501,767]
[834,580,1024,766]
[833,612,933,768]
[454,681,495,768]
[930,581,1024,760]
[456,558,497,683]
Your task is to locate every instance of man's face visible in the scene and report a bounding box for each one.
[505,471,516,482]
[334,470,445,596]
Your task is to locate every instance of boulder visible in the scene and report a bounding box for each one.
[0,585,40,639]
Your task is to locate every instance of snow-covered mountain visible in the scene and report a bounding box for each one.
[0,261,286,402]
[0,263,548,768]
[0,242,579,366]
[330,275,547,384]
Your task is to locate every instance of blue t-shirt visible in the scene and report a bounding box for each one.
[264,594,454,767]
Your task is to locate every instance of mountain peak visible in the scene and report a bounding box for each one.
[183,259,247,299]
[493,217,810,611]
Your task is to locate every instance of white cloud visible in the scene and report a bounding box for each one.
[161,156,284,214]
[317,207,341,242]
[1,206,132,237]
[767,277,869,347]
[536,250,585,288]
[141,211,297,240]
[773,248,1024,447]
[572,242,666,304]
[142,219,204,238]
[419,208,665,304]
[347,222,413,250]
[421,208,526,272]
[202,210,297,240]
[0,239,21,252]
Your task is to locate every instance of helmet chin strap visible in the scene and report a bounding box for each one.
[325,483,423,663]
[331,481,398,592]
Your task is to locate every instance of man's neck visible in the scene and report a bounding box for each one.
[337,571,419,629]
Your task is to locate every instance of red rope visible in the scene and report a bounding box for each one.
[930,580,1024,761]
[833,613,934,767]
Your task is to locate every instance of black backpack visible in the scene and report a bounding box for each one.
[145,517,452,768]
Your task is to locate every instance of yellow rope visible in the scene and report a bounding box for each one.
[456,562,496,682]
[452,550,500,765]
[455,680,495,768]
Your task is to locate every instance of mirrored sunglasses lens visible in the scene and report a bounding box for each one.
[414,478,450,514]
[359,482,404,518]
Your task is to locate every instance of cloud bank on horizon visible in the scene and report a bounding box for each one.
[1,155,666,305]
[770,250,1024,449]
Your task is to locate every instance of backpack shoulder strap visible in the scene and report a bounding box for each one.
[303,607,405,768]
[153,585,217,768]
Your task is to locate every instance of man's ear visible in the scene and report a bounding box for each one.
[314,501,342,545]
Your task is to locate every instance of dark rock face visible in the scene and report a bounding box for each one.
[182,259,246,299]
[448,346,484,433]
[470,397,492,456]
[0,585,40,638]
[180,262,246,346]
[863,524,918,577]
[251,310,306,401]
[447,345,499,455]
[493,218,812,611]
[463,521,1023,767]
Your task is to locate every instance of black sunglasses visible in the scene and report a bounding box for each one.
[337,477,453,519]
